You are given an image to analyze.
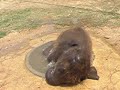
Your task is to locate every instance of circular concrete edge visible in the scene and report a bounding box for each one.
[25,41,54,78]
[25,46,45,78]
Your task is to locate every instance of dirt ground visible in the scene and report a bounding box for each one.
[0,0,120,90]
[0,25,120,90]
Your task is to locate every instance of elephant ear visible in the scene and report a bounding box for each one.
[74,48,85,63]
[87,66,99,80]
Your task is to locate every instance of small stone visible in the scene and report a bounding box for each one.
[104,36,110,39]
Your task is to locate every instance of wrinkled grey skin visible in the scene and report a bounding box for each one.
[43,27,99,86]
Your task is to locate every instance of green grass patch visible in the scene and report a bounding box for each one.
[0,8,33,32]
[0,31,6,38]
[0,5,120,37]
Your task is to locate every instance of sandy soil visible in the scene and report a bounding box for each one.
[0,25,120,90]
[86,27,120,55]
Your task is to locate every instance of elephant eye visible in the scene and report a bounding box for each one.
[71,44,78,46]
[58,68,66,73]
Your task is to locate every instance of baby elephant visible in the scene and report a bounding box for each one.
[43,27,99,86]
